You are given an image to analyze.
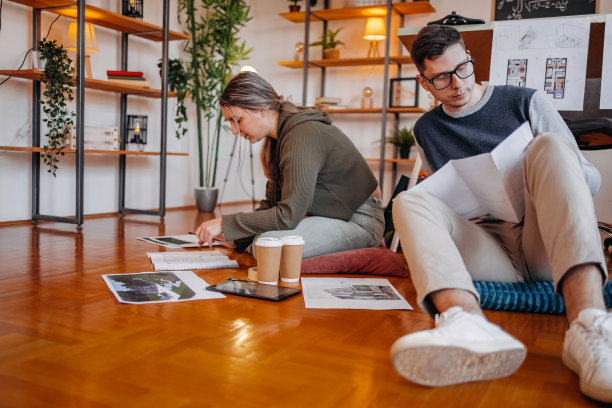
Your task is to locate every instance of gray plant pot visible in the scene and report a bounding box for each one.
[194,187,219,212]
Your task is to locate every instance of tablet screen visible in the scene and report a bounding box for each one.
[206,279,302,301]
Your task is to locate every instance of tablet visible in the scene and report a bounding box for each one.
[206,279,302,302]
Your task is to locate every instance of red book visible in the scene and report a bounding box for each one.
[106,70,143,77]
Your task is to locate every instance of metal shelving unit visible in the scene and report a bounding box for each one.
[278,0,435,194]
[1,0,189,227]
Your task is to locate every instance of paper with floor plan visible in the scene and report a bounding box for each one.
[410,121,533,223]
[102,271,225,304]
[147,250,239,271]
[301,277,412,310]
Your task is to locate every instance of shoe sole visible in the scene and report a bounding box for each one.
[391,344,526,387]
[562,352,612,404]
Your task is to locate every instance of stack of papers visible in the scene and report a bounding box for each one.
[147,250,239,271]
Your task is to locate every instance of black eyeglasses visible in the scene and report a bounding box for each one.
[421,59,475,90]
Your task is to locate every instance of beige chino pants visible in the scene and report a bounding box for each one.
[393,133,608,316]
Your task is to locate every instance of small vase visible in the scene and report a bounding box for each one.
[399,146,411,159]
[289,5,300,12]
[31,51,46,70]
[194,187,219,212]
[323,48,340,60]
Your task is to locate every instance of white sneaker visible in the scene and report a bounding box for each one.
[390,306,527,386]
[562,308,612,403]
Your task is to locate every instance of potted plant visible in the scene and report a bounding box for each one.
[387,125,415,159]
[309,27,344,59]
[158,57,188,139]
[287,0,301,12]
[178,0,252,212]
[38,38,75,176]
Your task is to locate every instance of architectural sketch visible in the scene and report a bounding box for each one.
[324,285,401,301]
[544,57,567,98]
[490,17,589,110]
[507,58,528,86]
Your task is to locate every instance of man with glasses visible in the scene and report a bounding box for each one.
[389,25,611,403]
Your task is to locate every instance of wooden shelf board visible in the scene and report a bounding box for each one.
[365,157,416,164]
[0,70,177,98]
[0,146,188,156]
[9,0,189,41]
[279,2,435,23]
[279,55,413,69]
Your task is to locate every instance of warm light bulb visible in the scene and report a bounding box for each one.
[134,124,140,134]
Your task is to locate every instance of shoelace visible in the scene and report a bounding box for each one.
[586,313,612,373]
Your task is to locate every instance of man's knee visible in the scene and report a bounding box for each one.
[392,191,440,224]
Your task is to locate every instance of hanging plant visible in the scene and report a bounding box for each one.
[157,57,188,139]
[38,38,75,176]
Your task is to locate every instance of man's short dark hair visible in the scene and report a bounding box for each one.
[410,25,466,73]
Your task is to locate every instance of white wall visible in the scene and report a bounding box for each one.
[1,0,611,222]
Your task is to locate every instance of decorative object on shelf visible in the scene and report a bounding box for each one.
[178,0,252,211]
[387,125,415,159]
[122,0,143,19]
[194,186,219,212]
[126,114,148,151]
[66,126,120,150]
[309,28,344,60]
[389,77,419,108]
[158,58,188,139]
[38,37,75,176]
[287,0,301,12]
[65,22,98,78]
[427,11,484,26]
[364,17,385,58]
[294,42,305,61]
[361,86,373,109]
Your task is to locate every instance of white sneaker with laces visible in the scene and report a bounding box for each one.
[562,308,612,403]
[390,306,527,386]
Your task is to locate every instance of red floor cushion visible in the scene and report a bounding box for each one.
[301,246,408,277]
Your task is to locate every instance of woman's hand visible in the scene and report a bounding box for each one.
[194,217,234,248]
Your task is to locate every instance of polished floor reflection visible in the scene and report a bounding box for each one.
[0,205,610,407]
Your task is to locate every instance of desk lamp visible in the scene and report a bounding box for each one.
[364,17,385,58]
[66,22,98,78]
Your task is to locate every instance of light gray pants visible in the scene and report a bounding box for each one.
[255,197,385,259]
[393,133,608,316]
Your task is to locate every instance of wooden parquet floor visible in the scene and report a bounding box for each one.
[0,205,610,408]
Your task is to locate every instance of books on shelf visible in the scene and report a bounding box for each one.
[106,69,150,87]
[106,70,144,77]
[107,78,151,87]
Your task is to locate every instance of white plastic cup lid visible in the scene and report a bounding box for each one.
[281,235,305,245]
[255,237,283,247]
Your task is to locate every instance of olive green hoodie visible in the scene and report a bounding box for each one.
[222,104,378,242]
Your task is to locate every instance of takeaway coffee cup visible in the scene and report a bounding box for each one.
[255,237,284,285]
[280,235,305,283]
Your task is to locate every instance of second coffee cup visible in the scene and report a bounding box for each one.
[255,237,284,285]
[280,235,305,283]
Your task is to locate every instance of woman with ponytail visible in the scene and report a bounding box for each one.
[194,71,384,259]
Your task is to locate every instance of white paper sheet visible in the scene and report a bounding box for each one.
[301,277,412,310]
[489,17,590,110]
[601,15,612,109]
[147,250,240,271]
[410,122,533,223]
[102,271,226,304]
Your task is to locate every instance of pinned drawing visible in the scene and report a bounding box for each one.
[544,57,567,99]
[507,58,528,87]
[490,17,589,110]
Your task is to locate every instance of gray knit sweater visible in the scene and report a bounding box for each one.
[222,104,378,242]
[414,85,600,195]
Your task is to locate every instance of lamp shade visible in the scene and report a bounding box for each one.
[66,22,98,53]
[364,17,386,41]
